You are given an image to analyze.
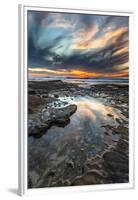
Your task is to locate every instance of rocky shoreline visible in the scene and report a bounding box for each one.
[28,80,79,137]
[28,80,129,188]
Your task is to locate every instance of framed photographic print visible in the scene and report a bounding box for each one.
[18,4,134,196]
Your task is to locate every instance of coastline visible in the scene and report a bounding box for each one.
[28,80,129,188]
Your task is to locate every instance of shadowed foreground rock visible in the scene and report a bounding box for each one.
[28,99,77,137]
[71,125,129,186]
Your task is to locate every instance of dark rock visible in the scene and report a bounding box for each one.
[28,80,79,92]
[28,104,77,137]
[103,150,128,183]
[47,170,56,177]
[29,90,37,95]
[103,151,128,172]
[113,125,128,136]
[63,102,68,106]
[66,160,74,168]
[28,123,50,138]
[72,170,105,185]
[116,118,122,124]
[63,180,71,186]
[54,94,59,98]
[42,94,48,98]
[104,132,109,135]
[72,176,84,185]
[107,113,113,117]
[28,95,44,114]
[55,117,70,126]
[102,125,114,130]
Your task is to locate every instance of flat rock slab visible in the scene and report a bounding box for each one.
[28,104,77,138]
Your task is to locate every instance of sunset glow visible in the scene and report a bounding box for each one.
[28,11,129,79]
[28,68,128,79]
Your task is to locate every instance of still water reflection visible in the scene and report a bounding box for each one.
[28,96,124,164]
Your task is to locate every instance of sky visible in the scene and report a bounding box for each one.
[28,10,129,79]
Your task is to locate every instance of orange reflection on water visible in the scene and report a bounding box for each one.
[76,101,97,122]
[74,97,125,125]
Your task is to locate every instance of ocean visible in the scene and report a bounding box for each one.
[28,77,129,88]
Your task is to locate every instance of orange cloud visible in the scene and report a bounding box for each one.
[29,72,49,77]
[75,24,99,42]
[72,27,128,50]
[28,67,128,79]
[112,47,128,56]
[112,62,129,71]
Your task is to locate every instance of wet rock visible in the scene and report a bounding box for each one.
[42,94,48,98]
[104,132,109,136]
[55,117,70,126]
[103,150,128,183]
[63,180,71,186]
[107,113,113,117]
[63,102,68,106]
[28,123,50,138]
[117,139,129,154]
[47,170,56,177]
[102,125,114,130]
[72,176,84,185]
[29,171,40,186]
[103,151,128,172]
[28,104,77,137]
[72,170,105,185]
[115,118,122,124]
[28,80,79,93]
[113,125,128,136]
[28,95,44,114]
[54,94,59,98]
[66,160,74,168]
[28,90,37,95]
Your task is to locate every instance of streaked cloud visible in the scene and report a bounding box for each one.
[28,10,129,78]
[112,46,128,56]
[28,67,128,79]
[72,27,128,50]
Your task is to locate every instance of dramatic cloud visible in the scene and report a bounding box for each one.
[28,10,129,78]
